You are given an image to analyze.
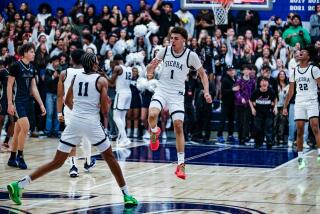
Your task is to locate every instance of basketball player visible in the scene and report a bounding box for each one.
[0,58,15,152]
[283,45,320,170]
[109,54,132,146]
[7,43,46,169]
[147,27,212,179]
[7,53,138,206]
[57,49,95,178]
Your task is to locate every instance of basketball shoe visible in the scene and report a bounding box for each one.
[84,158,96,172]
[124,194,138,207]
[7,181,23,205]
[69,165,79,177]
[150,127,161,151]
[298,158,306,170]
[175,163,186,180]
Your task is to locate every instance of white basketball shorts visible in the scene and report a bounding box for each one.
[294,99,319,121]
[149,89,185,122]
[113,92,132,110]
[58,116,110,153]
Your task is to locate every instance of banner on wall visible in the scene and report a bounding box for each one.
[0,0,317,21]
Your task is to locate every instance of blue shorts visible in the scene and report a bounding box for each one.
[15,102,29,119]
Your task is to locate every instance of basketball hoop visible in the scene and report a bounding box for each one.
[211,0,233,25]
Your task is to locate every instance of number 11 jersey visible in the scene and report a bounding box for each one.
[72,72,101,120]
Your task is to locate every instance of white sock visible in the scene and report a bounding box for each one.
[120,185,130,196]
[82,140,91,165]
[126,128,131,135]
[18,176,31,189]
[133,128,138,136]
[177,152,185,165]
[298,152,304,158]
[318,148,320,155]
[69,157,77,167]
[151,126,158,133]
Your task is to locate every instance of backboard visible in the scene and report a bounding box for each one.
[181,0,273,10]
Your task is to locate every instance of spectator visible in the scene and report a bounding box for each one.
[250,77,276,149]
[195,9,214,37]
[44,55,60,137]
[37,3,52,27]
[310,4,320,43]
[274,71,289,144]
[175,9,195,39]
[236,10,260,38]
[217,65,237,143]
[82,33,97,54]
[234,64,256,145]
[283,14,311,48]
[255,46,276,74]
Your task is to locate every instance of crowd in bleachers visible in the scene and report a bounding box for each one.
[0,0,320,149]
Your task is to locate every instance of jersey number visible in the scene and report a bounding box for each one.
[126,72,132,80]
[78,82,89,96]
[170,70,174,79]
[298,83,308,91]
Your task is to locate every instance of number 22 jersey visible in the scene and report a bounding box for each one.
[289,64,320,103]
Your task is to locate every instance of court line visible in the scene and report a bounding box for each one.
[88,146,232,191]
[271,149,314,171]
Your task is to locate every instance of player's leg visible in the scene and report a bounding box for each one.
[7,149,70,205]
[15,117,29,169]
[296,120,306,169]
[83,138,96,172]
[160,107,169,139]
[68,147,79,177]
[148,93,165,151]
[170,101,186,179]
[3,117,14,151]
[8,122,20,167]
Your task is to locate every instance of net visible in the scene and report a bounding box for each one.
[211,0,233,25]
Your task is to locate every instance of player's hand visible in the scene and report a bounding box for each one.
[251,108,256,116]
[58,115,64,123]
[7,103,15,116]
[40,104,46,116]
[204,92,212,103]
[282,107,288,116]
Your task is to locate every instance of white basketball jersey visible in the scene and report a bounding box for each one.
[115,65,132,93]
[293,65,320,103]
[71,72,101,120]
[158,46,192,95]
[63,67,85,100]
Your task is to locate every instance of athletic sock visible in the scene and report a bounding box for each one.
[133,128,138,136]
[18,176,31,189]
[69,157,77,167]
[177,152,185,165]
[151,126,158,133]
[120,185,130,196]
[17,150,23,158]
[10,152,16,160]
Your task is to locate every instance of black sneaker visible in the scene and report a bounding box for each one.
[84,158,96,172]
[16,156,27,169]
[8,158,18,167]
[69,165,79,178]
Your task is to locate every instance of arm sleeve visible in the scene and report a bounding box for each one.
[8,62,19,78]
[188,52,202,70]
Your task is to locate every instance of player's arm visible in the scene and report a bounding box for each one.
[65,75,75,110]
[190,51,212,103]
[283,82,294,116]
[107,65,122,86]
[97,76,109,115]
[31,78,46,116]
[7,75,15,115]
[57,70,66,122]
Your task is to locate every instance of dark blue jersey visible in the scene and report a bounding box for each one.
[9,60,35,103]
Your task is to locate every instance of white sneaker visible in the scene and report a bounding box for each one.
[118,138,132,147]
[162,132,167,139]
[303,142,310,149]
[288,140,293,147]
[143,132,150,139]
